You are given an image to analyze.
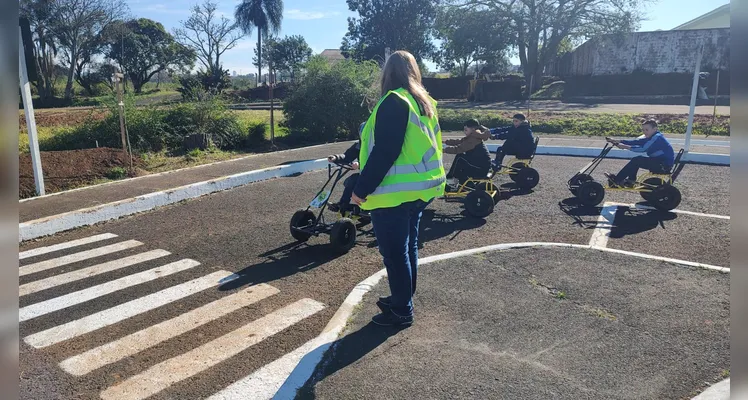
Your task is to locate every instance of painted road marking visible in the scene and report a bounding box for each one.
[99,298,326,400]
[23,270,231,349]
[20,240,143,277]
[19,233,118,260]
[589,203,619,248]
[19,259,200,322]
[59,284,280,376]
[19,249,171,297]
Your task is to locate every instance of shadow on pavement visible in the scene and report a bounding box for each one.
[419,209,486,243]
[558,197,603,228]
[293,322,406,400]
[496,182,534,200]
[609,207,677,239]
[218,243,341,291]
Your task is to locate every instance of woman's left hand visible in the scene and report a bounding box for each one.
[352,193,366,205]
[351,161,360,170]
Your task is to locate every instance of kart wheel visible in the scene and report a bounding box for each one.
[465,190,495,218]
[515,167,540,189]
[508,162,527,182]
[639,177,666,202]
[650,185,681,211]
[330,218,357,253]
[577,181,605,207]
[290,209,316,242]
[569,174,593,196]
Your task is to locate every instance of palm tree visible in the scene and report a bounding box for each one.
[234,0,283,87]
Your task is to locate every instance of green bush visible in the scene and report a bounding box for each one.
[105,166,128,180]
[41,93,246,153]
[283,56,379,142]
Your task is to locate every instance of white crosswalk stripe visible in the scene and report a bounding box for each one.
[19,259,200,322]
[24,270,232,348]
[19,234,328,400]
[20,240,143,277]
[19,233,118,260]
[99,298,325,400]
[19,249,171,297]
[59,283,280,376]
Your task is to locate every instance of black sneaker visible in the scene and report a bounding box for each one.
[376,296,391,313]
[371,311,413,327]
[327,202,340,212]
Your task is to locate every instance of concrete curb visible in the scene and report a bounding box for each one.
[485,144,730,166]
[19,145,729,243]
[691,378,730,400]
[19,142,352,203]
[275,241,728,398]
[19,159,330,242]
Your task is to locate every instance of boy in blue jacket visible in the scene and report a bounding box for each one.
[605,120,675,187]
[487,113,536,171]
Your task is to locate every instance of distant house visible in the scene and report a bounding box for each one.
[319,49,345,64]
[672,4,729,30]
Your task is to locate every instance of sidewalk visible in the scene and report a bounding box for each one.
[19,142,353,223]
[20,136,729,223]
[301,246,730,400]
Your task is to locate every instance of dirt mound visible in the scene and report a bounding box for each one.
[19,109,108,128]
[19,148,143,199]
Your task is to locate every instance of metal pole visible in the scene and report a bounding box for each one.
[19,26,45,196]
[269,57,275,145]
[527,75,533,117]
[114,73,128,155]
[684,45,703,154]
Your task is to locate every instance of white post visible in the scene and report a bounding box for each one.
[19,26,45,196]
[684,45,703,154]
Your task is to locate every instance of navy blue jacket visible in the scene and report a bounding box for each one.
[489,122,535,157]
[621,131,675,168]
[353,93,411,199]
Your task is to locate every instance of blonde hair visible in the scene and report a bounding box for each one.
[379,50,435,118]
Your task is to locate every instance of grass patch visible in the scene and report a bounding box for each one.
[531,81,565,99]
[140,148,246,173]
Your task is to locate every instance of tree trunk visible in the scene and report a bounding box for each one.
[257,32,262,87]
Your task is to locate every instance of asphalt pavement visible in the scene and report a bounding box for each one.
[302,247,730,400]
[19,153,730,399]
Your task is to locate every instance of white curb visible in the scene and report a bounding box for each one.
[19,142,353,203]
[497,145,729,166]
[19,159,330,242]
[274,241,728,398]
[691,378,730,400]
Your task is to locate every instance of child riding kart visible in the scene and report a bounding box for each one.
[443,119,492,191]
[487,113,536,172]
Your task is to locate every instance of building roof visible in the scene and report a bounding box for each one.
[672,4,729,30]
[319,49,345,63]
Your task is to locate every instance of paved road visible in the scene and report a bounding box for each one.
[19,155,729,399]
[439,99,731,115]
[304,247,729,400]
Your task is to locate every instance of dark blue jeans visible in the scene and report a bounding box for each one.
[370,199,432,317]
[617,156,669,181]
[338,173,359,207]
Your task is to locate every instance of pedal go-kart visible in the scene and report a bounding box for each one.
[492,137,541,190]
[567,142,686,211]
[443,177,501,218]
[289,162,371,253]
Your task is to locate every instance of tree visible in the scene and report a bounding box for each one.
[342,0,437,63]
[21,0,58,100]
[433,6,512,77]
[107,18,195,93]
[175,0,243,88]
[235,0,283,87]
[254,35,312,82]
[456,0,646,94]
[46,0,128,100]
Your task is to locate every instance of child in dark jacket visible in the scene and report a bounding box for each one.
[487,113,536,171]
[605,119,675,187]
[443,119,492,190]
[327,122,366,213]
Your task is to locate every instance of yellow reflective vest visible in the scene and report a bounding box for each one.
[358,88,446,210]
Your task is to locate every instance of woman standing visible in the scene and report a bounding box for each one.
[351,51,446,327]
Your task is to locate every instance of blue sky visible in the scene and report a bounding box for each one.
[127,0,729,74]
